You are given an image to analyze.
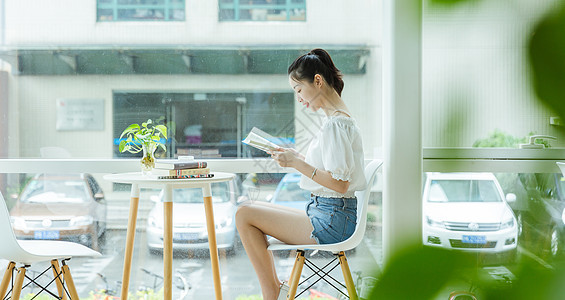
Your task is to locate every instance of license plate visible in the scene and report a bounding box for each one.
[462,235,486,244]
[174,233,198,240]
[34,230,60,240]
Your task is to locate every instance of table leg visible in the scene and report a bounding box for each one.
[121,183,140,300]
[203,183,223,300]
[163,185,173,300]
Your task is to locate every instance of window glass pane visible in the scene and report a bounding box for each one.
[97,9,114,21]
[218,9,235,20]
[422,1,563,148]
[219,0,306,22]
[170,9,185,20]
[423,171,565,275]
[2,1,380,298]
[118,9,165,20]
[98,0,183,21]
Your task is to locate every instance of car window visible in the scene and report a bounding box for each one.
[276,180,309,202]
[427,179,502,203]
[172,182,230,203]
[20,179,90,203]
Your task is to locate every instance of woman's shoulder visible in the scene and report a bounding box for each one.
[322,115,358,130]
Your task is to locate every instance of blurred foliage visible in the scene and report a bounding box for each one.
[368,246,478,299]
[366,245,565,300]
[368,0,565,299]
[529,0,565,124]
[429,0,480,5]
[472,129,551,148]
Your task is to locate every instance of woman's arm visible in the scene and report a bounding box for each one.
[271,148,350,194]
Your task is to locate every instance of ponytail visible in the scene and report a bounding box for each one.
[288,48,344,96]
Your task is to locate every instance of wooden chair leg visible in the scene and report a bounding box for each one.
[11,266,26,300]
[51,259,67,300]
[61,261,79,299]
[338,251,358,300]
[0,261,16,299]
[287,250,305,300]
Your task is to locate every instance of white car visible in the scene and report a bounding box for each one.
[422,172,518,256]
[146,178,245,253]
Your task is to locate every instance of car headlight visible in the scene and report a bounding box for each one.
[70,215,94,227]
[500,218,514,229]
[216,217,233,230]
[10,217,26,229]
[426,216,445,229]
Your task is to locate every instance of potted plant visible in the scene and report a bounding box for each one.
[118,119,168,174]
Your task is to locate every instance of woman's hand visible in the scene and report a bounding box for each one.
[269,148,302,168]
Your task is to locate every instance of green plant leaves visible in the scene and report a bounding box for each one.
[368,246,475,299]
[118,119,168,154]
[528,0,565,122]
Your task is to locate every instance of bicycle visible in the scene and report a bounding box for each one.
[92,267,190,300]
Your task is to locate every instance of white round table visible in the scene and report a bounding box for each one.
[104,172,235,300]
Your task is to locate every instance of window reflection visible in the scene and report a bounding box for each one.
[97,0,185,21]
[219,0,306,21]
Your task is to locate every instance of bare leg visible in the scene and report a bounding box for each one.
[236,202,316,300]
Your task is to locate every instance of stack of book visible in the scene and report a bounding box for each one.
[154,159,212,179]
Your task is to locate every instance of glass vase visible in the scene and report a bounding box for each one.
[141,143,157,175]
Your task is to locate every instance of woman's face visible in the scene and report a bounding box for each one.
[288,75,322,111]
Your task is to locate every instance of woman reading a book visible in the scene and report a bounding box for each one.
[236,48,366,300]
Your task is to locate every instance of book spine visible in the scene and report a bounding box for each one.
[169,168,210,176]
[157,174,214,179]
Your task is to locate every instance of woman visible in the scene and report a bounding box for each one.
[235,48,366,300]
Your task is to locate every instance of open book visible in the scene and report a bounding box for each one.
[242,127,289,152]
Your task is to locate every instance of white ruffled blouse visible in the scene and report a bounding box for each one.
[299,115,366,198]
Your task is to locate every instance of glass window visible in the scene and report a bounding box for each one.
[422,1,564,148]
[428,179,502,203]
[97,0,185,21]
[219,0,306,21]
[112,92,295,159]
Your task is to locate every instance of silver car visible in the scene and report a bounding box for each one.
[146,177,245,253]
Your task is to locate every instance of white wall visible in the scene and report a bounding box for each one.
[4,0,381,46]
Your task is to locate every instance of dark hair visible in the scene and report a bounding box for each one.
[288,48,344,96]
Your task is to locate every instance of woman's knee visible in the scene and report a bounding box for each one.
[235,204,254,228]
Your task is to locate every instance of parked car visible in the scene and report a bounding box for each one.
[146,177,246,254]
[509,172,565,259]
[422,172,518,261]
[268,173,310,209]
[10,173,107,250]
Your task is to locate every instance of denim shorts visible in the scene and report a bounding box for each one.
[306,195,357,244]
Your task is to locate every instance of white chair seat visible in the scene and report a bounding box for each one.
[17,240,101,264]
[268,237,356,252]
[1,192,101,299]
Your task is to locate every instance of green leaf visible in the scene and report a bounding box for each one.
[118,140,126,152]
[155,124,167,137]
[528,1,565,122]
[120,123,140,138]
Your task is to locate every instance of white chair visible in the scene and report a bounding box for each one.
[268,159,383,300]
[0,192,101,299]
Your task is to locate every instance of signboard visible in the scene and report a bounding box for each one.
[56,99,104,131]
